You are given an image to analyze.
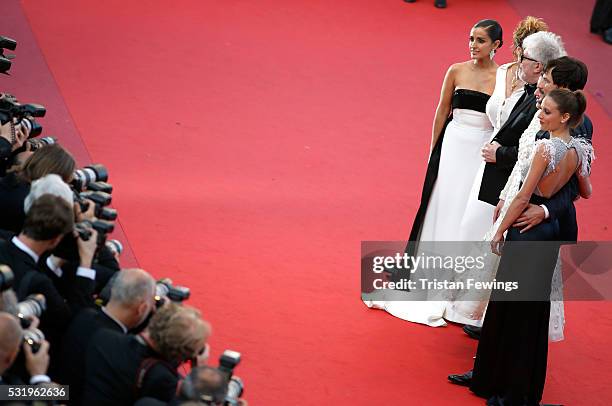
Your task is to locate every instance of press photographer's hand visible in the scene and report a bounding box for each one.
[24,339,50,377]
[76,226,98,268]
[75,199,96,222]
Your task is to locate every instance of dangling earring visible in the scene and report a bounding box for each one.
[489,50,495,60]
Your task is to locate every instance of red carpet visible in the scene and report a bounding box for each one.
[3,0,612,404]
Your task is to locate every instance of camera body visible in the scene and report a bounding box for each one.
[0,35,17,74]
[0,97,46,126]
[219,350,244,406]
[182,351,244,405]
[155,278,191,307]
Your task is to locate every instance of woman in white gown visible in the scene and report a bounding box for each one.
[365,18,553,328]
[364,19,502,326]
[445,18,552,327]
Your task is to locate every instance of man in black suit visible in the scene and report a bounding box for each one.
[59,268,156,405]
[82,303,211,406]
[478,31,567,205]
[500,56,592,242]
[0,117,29,177]
[0,191,98,370]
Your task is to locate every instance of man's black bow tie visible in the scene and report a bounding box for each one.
[524,83,537,95]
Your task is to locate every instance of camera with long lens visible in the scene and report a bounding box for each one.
[1,35,17,74]
[183,351,244,405]
[19,116,43,138]
[76,219,115,244]
[0,96,45,126]
[23,327,45,354]
[28,136,57,151]
[0,264,14,292]
[75,190,117,221]
[17,294,46,329]
[86,181,113,194]
[155,278,191,307]
[53,219,115,261]
[218,350,244,406]
[71,164,109,191]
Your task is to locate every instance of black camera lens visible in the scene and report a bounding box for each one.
[0,56,11,73]
[0,35,17,51]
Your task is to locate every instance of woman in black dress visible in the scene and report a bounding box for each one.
[470,89,593,405]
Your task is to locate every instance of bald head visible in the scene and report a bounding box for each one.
[0,313,22,374]
[109,268,156,306]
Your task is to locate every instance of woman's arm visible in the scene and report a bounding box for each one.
[577,171,592,199]
[430,65,457,152]
[496,144,549,236]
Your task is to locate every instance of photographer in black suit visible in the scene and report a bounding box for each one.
[478,31,567,205]
[0,117,29,178]
[83,302,211,406]
[0,312,51,386]
[0,177,98,370]
[60,268,156,405]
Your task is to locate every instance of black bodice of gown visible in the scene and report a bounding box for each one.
[451,89,490,113]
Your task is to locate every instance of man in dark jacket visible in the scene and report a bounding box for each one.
[82,303,211,406]
[59,268,156,405]
[496,56,592,242]
[478,32,567,205]
[0,190,98,376]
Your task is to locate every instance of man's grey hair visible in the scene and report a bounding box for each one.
[523,31,567,67]
[24,174,73,213]
[109,268,156,306]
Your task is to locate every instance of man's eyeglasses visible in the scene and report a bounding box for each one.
[520,54,539,64]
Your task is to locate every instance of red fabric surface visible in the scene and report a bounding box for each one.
[4,0,611,404]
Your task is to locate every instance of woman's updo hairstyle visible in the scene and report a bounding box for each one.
[513,16,548,49]
[474,19,504,49]
[547,88,587,129]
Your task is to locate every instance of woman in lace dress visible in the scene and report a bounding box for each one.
[470,89,593,405]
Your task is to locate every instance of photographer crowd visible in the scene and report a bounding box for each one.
[0,35,247,406]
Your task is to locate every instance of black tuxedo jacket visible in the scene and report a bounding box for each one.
[0,236,95,371]
[59,307,125,405]
[83,330,180,406]
[0,172,30,233]
[478,92,539,205]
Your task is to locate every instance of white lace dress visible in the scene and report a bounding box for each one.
[450,133,594,341]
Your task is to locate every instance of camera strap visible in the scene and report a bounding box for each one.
[133,335,177,398]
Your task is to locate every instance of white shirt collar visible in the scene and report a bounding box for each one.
[101,307,128,334]
[11,236,39,263]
